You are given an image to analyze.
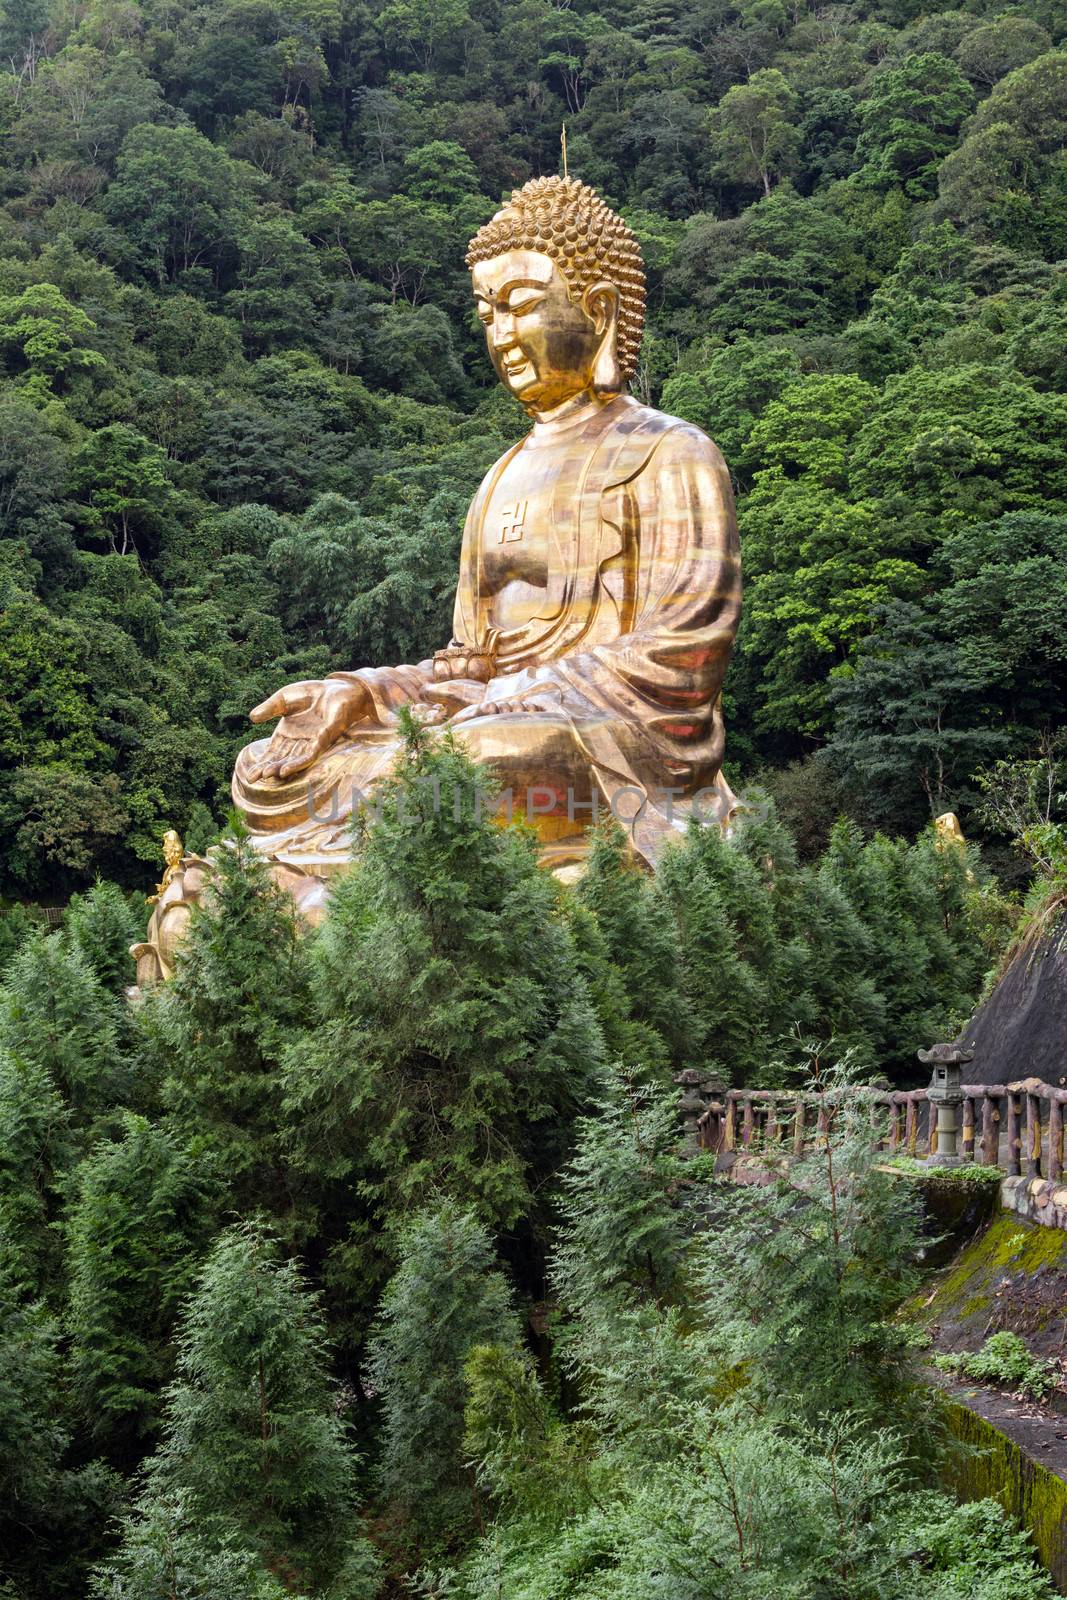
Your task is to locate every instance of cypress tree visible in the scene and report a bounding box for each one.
[65,1114,218,1461]
[0,1232,118,1600]
[576,818,696,1076]
[368,1200,523,1541]
[150,829,312,1217]
[91,1490,295,1600]
[64,882,141,998]
[0,934,128,1132]
[106,1222,374,1596]
[681,814,785,1022]
[797,865,887,1061]
[0,1046,73,1293]
[656,838,768,1082]
[284,719,603,1310]
[0,1239,65,1571]
[821,823,947,1072]
[553,1067,691,1320]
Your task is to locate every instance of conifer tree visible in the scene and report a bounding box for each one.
[284,718,603,1311]
[794,865,887,1059]
[106,1222,374,1596]
[64,881,141,997]
[0,1239,65,1569]
[553,1067,691,1320]
[729,799,822,1041]
[66,1114,218,1460]
[91,1490,295,1600]
[549,1069,699,1438]
[680,813,787,1035]
[0,1231,118,1600]
[820,822,965,1071]
[576,818,696,1076]
[0,1046,72,1293]
[656,838,768,1082]
[697,1060,927,1425]
[150,829,312,1217]
[368,1200,523,1540]
[0,934,128,1132]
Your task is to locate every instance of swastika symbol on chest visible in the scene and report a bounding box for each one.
[498,500,528,543]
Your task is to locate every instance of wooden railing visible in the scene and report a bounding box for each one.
[687,1078,1067,1182]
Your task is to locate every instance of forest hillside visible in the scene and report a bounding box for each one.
[0,0,1064,900]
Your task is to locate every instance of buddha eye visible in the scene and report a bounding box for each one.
[475,302,492,324]
[508,292,543,314]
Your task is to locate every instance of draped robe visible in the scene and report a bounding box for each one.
[232,393,741,906]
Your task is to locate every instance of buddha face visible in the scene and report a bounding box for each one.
[472,249,619,413]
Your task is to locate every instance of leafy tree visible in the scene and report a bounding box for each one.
[0,282,106,400]
[954,18,1052,87]
[707,68,801,197]
[105,124,249,285]
[736,370,924,737]
[70,425,174,558]
[826,601,1009,825]
[856,53,975,197]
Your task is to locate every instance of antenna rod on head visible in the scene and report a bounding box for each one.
[561,123,568,180]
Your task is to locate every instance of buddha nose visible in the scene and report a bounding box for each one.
[491,313,516,350]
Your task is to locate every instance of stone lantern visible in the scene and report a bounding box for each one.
[918,1042,973,1167]
[674,1069,727,1157]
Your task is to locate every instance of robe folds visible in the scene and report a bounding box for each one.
[232,393,741,885]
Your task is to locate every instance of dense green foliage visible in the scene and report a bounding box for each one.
[0,0,1063,899]
[0,731,1047,1597]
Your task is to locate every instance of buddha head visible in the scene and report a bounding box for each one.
[467,175,645,414]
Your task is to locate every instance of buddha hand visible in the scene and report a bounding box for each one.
[245,677,368,781]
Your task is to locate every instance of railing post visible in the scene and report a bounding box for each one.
[961,1096,975,1162]
[981,1093,998,1166]
[888,1097,901,1154]
[766,1097,779,1145]
[1007,1091,1021,1177]
[926,1094,937,1158]
[905,1095,918,1157]
[793,1098,806,1158]
[724,1094,736,1152]
[741,1094,755,1149]
[1050,1095,1064,1183]
[1026,1091,1042,1180]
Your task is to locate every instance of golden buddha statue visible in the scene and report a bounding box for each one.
[133,175,740,977]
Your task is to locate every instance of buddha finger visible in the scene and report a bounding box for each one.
[250,685,314,723]
[277,742,319,778]
[246,735,291,781]
[260,737,299,779]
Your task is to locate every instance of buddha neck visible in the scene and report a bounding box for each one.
[526,387,625,437]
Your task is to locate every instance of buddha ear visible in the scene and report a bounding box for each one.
[584,281,623,394]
